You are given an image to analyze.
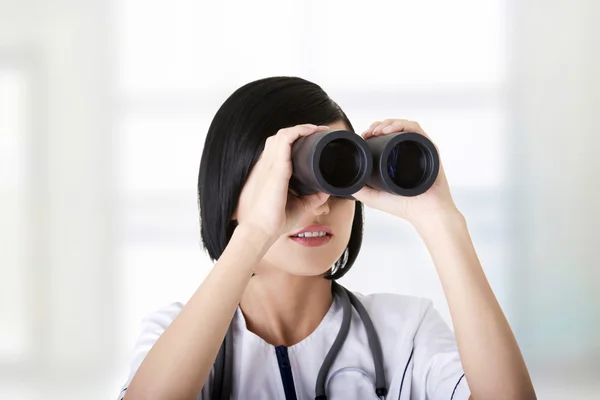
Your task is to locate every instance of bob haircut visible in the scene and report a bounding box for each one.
[197,76,363,280]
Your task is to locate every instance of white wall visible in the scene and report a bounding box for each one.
[0,0,598,399]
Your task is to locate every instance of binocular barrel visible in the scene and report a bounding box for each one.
[290,130,439,197]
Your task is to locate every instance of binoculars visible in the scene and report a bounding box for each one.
[290,130,439,198]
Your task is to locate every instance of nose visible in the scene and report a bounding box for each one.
[311,194,330,215]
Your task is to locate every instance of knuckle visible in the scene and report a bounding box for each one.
[279,129,297,140]
[283,127,298,136]
[274,128,288,137]
[263,138,273,151]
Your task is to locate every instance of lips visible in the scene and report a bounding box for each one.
[289,224,333,238]
[289,224,333,248]
[289,235,332,247]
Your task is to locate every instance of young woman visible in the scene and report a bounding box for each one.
[119,77,536,400]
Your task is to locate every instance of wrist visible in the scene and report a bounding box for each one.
[411,210,478,275]
[411,208,466,237]
[233,223,277,256]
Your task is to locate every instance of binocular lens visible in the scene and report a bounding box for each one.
[289,129,439,197]
[290,130,371,197]
[387,141,430,189]
[319,139,363,188]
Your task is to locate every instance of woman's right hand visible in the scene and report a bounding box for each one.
[234,124,331,245]
[124,127,332,400]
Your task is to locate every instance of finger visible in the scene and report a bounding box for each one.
[260,125,319,167]
[373,118,397,136]
[381,119,427,136]
[351,186,380,204]
[260,135,275,160]
[278,124,329,144]
[261,136,272,154]
[274,124,329,163]
[362,121,381,139]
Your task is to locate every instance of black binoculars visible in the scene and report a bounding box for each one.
[290,130,439,198]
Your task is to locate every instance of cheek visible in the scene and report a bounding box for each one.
[334,200,356,238]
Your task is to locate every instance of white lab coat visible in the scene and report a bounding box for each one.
[118,291,471,399]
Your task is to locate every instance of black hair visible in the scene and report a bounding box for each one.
[197,76,363,280]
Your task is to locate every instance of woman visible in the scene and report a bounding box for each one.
[119,77,536,400]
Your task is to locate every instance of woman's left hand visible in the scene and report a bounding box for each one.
[352,119,460,226]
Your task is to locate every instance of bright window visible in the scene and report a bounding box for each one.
[0,68,32,362]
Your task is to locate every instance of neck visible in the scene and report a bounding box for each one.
[239,269,333,347]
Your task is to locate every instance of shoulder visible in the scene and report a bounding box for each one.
[351,291,432,320]
[348,291,437,339]
[134,302,185,342]
[118,302,186,398]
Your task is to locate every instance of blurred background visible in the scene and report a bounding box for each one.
[1,0,599,398]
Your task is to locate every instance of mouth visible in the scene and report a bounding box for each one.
[289,225,333,247]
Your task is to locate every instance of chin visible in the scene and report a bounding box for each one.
[281,252,340,277]
[289,265,334,278]
[261,237,347,277]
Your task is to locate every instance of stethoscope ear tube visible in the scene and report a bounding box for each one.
[315,282,388,400]
[314,283,353,400]
[345,290,388,399]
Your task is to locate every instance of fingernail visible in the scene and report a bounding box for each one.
[382,126,392,133]
[318,125,329,130]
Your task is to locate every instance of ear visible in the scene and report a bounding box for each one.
[231,208,238,221]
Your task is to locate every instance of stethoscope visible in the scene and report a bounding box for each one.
[209,281,389,400]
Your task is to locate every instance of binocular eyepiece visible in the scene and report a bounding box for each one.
[290,130,439,198]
